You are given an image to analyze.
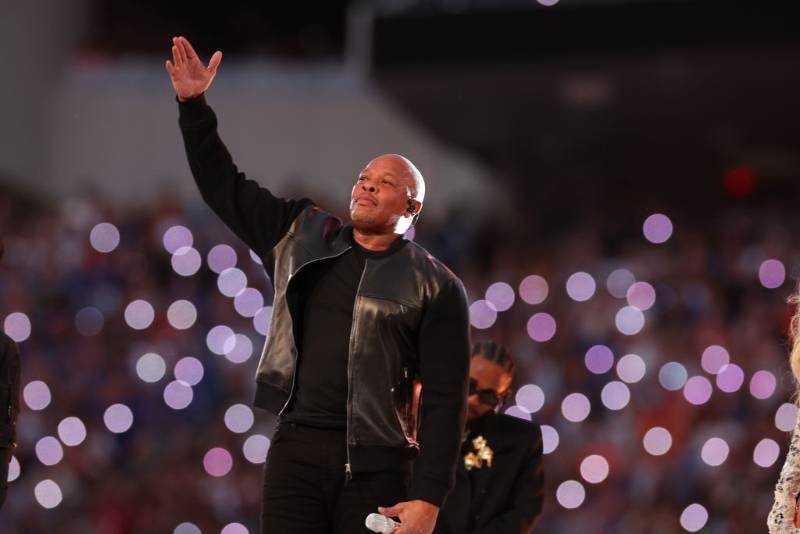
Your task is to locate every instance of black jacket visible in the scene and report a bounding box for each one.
[178,95,471,506]
[0,332,20,449]
[436,412,544,534]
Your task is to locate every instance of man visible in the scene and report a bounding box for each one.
[0,238,21,510]
[436,341,544,534]
[165,36,471,534]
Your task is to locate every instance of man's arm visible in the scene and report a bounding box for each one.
[413,278,471,506]
[178,96,311,256]
[168,36,310,256]
[468,426,545,534]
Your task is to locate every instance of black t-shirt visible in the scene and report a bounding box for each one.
[283,238,408,429]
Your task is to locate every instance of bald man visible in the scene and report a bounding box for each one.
[167,36,471,534]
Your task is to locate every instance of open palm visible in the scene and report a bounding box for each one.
[165,36,222,101]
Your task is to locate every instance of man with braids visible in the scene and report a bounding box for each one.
[165,36,471,534]
[435,341,544,534]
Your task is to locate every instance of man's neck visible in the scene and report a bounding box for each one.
[352,228,401,251]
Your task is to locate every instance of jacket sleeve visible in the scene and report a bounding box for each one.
[769,408,800,533]
[0,335,20,449]
[411,278,471,507]
[468,425,545,534]
[178,94,312,257]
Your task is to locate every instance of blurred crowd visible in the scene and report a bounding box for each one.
[0,183,796,533]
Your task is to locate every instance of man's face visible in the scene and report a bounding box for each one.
[467,357,513,421]
[349,155,416,233]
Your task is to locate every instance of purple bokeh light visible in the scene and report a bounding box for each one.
[753,438,780,468]
[515,384,545,414]
[606,268,635,299]
[556,480,586,509]
[243,435,271,464]
[162,225,193,254]
[24,380,52,411]
[701,345,730,375]
[759,259,786,289]
[234,288,265,318]
[485,282,515,312]
[585,345,614,375]
[203,447,234,477]
[643,213,673,244]
[167,300,197,330]
[207,244,237,274]
[600,381,631,411]
[716,363,745,393]
[626,282,656,310]
[700,437,729,467]
[90,222,121,253]
[4,312,31,343]
[171,247,202,277]
[580,454,610,484]
[103,403,134,434]
[527,313,557,342]
[643,427,672,456]
[470,300,498,330]
[683,376,713,405]
[680,504,709,532]
[174,357,204,386]
[124,300,155,330]
[164,380,194,410]
[616,354,646,383]
[566,272,596,302]
[749,370,776,400]
[541,425,559,454]
[57,416,87,447]
[561,393,591,423]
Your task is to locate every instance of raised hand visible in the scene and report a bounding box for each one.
[165,36,222,101]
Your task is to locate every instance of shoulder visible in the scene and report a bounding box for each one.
[492,414,542,442]
[403,241,463,286]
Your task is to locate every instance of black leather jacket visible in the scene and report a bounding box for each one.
[0,333,20,449]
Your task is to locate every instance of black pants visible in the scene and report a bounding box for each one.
[261,423,409,534]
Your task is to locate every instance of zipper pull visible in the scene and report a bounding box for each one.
[345,463,353,482]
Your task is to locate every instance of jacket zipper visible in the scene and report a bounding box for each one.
[345,259,368,482]
[277,246,353,417]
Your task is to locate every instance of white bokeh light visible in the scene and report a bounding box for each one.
[566,272,596,302]
[136,353,167,383]
[485,282,515,312]
[172,247,202,277]
[616,354,646,383]
[615,306,645,336]
[701,437,729,467]
[24,380,52,411]
[34,479,63,509]
[556,480,586,509]
[469,300,498,330]
[4,312,31,343]
[162,225,193,254]
[57,417,87,447]
[680,504,709,532]
[580,454,610,484]
[541,425,559,454]
[164,380,194,410]
[515,384,545,414]
[218,267,248,297]
[90,222,120,253]
[35,436,64,466]
[243,434,271,464]
[167,300,197,330]
[776,403,799,432]
[600,381,631,411]
[174,357,204,386]
[225,404,255,434]
[124,300,155,330]
[561,393,591,423]
[104,403,134,434]
[643,427,672,456]
[753,438,780,468]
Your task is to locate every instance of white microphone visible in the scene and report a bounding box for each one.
[365,513,398,533]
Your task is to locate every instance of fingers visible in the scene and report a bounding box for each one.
[378,504,404,517]
[179,36,199,61]
[171,44,182,68]
[208,51,223,74]
[165,60,176,76]
[175,37,188,65]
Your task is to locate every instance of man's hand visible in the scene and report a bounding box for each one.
[165,36,222,102]
[378,500,439,534]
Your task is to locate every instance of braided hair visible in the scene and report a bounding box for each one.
[471,340,515,378]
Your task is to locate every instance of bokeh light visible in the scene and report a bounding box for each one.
[250,249,263,265]
[136,352,167,383]
[615,306,645,336]
[174,523,201,534]
[701,437,729,467]
[203,447,234,477]
[35,436,64,466]
[643,427,672,456]
[556,480,586,509]
[658,362,688,391]
[626,281,656,310]
[515,384,545,414]
[224,404,255,434]
[171,246,202,277]
[585,345,614,375]
[616,354,646,383]
[124,299,155,330]
[174,357,204,386]
[643,213,673,244]
[89,222,120,253]
[23,380,52,411]
[537,0,560,6]
[243,435,270,464]
[519,275,549,305]
[716,363,745,393]
[104,403,134,434]
[167,300,197,330]
[218,267,248,297]
[34,479,63,509]
[526,312,557,342]
[759,259,786,289]
[164,380,194,410]
[234,288,264,318]
[606,268,635,298]
[207,244,237,274]
[566,272,596,302]
[561,393,591,423]
[254,307,273,336]
[207,325,236,355]
[580,454,610,484]
[680,504,709,532]
[485,282,515,312]
[4,312,31,342]
[225,334,254,364]
[600,381,630,411]
[8,456,20,482]
[753,438,780,468]
[57,417,87,447]
[701,345,730,375]
[470,300,498,329]
[162,225,193,254]
[541,425,559,455]
[75,307,104,336]
[221,524,249,534]
[749,370,776,400]
[775,403,799,432]
[683,376,713,405]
